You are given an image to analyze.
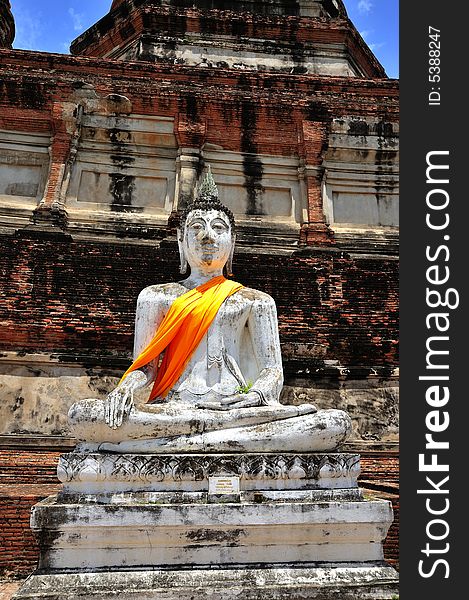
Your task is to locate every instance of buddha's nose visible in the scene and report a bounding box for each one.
[199,228,215,242]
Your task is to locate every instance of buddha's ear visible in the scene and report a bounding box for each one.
[225,233,236,277]
[177,228,188,275]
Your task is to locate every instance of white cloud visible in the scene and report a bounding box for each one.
[12,2,43,50]
[359,29,384,53]
[358,0,373,14]
[68,7,85,32]
[369,42,385,52]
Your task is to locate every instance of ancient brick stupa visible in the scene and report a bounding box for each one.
[0,1,399,591]
[0,0,15,49]
[71,0,384,79]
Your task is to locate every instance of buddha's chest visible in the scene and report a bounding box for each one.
[210,295,251,335]
[187,296,252,365]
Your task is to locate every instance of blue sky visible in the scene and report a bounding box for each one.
[10,0,399,79]
[344,0,399,78]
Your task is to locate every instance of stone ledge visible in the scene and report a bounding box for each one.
[31,495,394,569]
[58,488,363,505]
[0,435,76,451]
[0,484,61,498]
[13,564,399,600]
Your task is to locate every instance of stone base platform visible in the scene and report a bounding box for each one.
[14,564,399,600]
[14,451,399,598]
[31,494,393,570]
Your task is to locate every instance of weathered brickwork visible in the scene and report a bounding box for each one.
[0,485,60,577]
[0,234,398,376]
[0,52,398,153]
[0,1,14,49]
[0,450,61,485]
[71,4,383,78]
[0,451,62,576]
[361,453,399,569]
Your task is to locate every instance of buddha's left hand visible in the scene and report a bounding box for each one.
[196,391,262,411]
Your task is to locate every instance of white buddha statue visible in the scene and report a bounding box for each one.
[69,169,351,453]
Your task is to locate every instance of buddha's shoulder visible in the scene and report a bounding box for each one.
[137,282,186,303]
[235,286,277,306]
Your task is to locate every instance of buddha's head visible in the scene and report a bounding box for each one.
[178,168,236,276]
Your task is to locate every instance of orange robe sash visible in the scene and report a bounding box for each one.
[120,275,244,401]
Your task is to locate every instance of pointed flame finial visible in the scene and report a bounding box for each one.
[196,165,219,202]
[180,164,235,231]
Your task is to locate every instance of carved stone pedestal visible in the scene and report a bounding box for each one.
[57,451,363,495]
[14,452,399,599]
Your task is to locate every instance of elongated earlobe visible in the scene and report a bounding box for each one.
[226,234,236,277]
[177,230,188,275]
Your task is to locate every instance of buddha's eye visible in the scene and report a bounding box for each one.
[190,222,203,231]
[212,221,228,232]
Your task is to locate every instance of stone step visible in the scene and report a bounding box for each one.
[13,564,399,600]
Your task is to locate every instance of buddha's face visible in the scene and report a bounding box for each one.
[182,209,233,271]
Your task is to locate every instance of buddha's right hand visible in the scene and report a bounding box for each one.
[105,370,148,429]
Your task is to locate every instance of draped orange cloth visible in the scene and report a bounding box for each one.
[120,275,244,401]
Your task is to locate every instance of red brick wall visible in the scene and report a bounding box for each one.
[385,493,399,570]
[0,51,398,162]
[361,453,399,570]
[0,235,398,377]
[0,451,61,485]
[72,3,382,78]
[0,485,59,577]
[0,49,398,249]
[0,450,61,576]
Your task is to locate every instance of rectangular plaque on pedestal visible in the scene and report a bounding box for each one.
[209,476,240,495]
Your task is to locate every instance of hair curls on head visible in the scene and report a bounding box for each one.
[179,166,236,233]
